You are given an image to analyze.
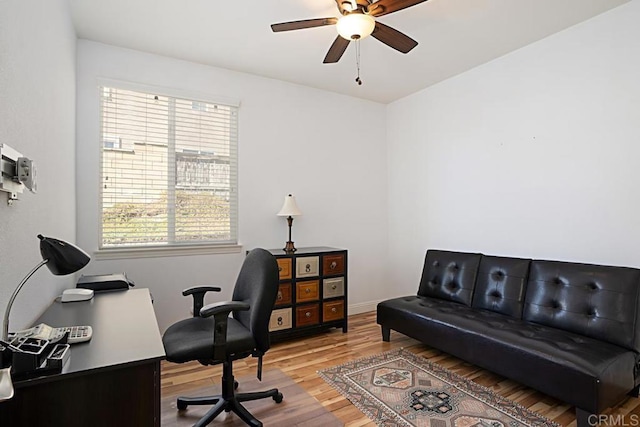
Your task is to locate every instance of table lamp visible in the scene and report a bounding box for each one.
[2,234,91,341]
[277,194,302,253]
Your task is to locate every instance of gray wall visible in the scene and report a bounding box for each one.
[387,1,640,294]
[0,0,78,331]
[75,41,389,332]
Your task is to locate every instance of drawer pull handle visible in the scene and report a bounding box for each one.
[305,312,311,318]
[330,261,337,270]
[277,317,283,326]
[331,307,337,313]
[278,266,282,272]
[305,264,311,273]
[277,291,282,301]
[305,288,311,294]
[331,285,337,290]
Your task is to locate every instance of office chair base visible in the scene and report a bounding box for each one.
[176,361,283,427]
[178,390,283,427]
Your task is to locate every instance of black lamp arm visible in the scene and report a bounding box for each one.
[2,259,49,341]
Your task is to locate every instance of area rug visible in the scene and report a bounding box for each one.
[319,348,559,427]
[162,368,342,426]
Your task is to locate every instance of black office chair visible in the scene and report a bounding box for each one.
[162,248,283,427]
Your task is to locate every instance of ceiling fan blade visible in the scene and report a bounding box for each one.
[369,0,428,17]
[271,18,338,32]
[323,36,351,63]
[372,21,418,53]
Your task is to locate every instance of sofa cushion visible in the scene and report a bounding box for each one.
[523,260,640,352]
[417,250,481,306]
[472,255,531,318]
[377,295,637,412]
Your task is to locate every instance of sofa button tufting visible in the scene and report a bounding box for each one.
[588,308,597,316]
[551,301,561,309]
[589,282,598,290]
[490,291,501,298]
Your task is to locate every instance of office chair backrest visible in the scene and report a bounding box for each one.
[232,248,279,353]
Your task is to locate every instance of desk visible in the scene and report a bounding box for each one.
[0,288,165,426]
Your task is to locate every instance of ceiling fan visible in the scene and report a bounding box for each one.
[271,0,428,64]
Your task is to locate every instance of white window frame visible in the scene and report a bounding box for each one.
[95,80,241,259]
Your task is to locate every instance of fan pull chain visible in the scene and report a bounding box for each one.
[355,39,362,85]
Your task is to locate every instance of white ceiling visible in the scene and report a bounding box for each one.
[69,0,629,104]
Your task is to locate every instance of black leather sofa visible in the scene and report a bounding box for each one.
[377,250,640,426]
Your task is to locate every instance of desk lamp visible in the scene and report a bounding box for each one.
[277,194,302,253]
[2,234,90,341]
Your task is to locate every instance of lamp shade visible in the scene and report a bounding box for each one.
[337,13,375,40]
[38,234,91,275]
[277,194,302,217]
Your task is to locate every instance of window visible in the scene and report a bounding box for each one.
[99,86,238,249]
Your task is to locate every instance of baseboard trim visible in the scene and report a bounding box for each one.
[348,300,381,316]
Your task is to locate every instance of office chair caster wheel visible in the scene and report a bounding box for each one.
[177,400,188,411]
[273,392,284,403]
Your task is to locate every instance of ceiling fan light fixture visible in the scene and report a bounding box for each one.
[337,13,375,40]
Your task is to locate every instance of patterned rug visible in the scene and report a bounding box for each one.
[319,348,559,427]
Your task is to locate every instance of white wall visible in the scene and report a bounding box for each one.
[76,41,389,332]
[0,0,77,330]
[387,1,640,295]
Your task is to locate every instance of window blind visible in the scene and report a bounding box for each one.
[99,86,238,248]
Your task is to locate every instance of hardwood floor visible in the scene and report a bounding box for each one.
[161,311,640,426]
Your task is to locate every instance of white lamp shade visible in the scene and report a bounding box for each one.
[337,13,375,40]
[277,194,302,217]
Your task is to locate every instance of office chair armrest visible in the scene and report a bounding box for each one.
[200,301,250,361]
[182,286,222,317]
[199,301,250,318]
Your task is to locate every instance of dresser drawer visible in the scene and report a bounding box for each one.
[275,283,291,307]
[323,300,344,322]
[323,254,345,275]
[296,280,319,303]
[277,258,292,280]
[296,304,320,327]
[296,256,319,278]
[323,277,344,298]
[269,308,292,332]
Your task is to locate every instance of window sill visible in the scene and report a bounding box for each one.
[94,244,243,260]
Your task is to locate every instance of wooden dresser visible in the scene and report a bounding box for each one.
[266,247,348,342]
